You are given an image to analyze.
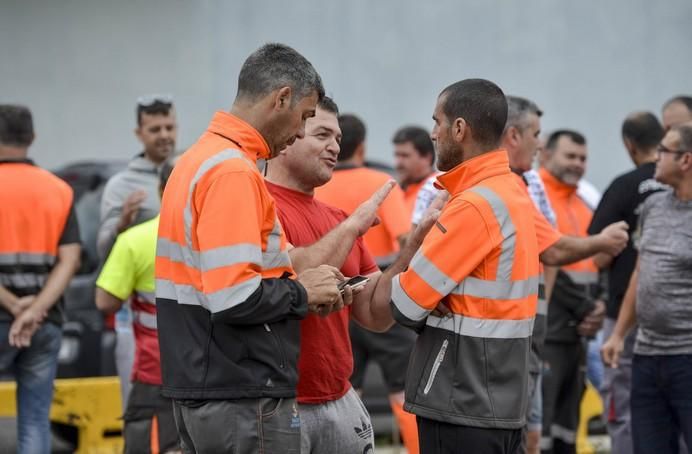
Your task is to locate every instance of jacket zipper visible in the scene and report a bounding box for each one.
[264,323,286,369]
[423,339,449,395]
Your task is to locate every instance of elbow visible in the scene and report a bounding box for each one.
[539,248,560,267]
[95,288,120,314]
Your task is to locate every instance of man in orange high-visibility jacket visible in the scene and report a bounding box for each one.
[155,44,346,454]
[0,105,81,454]
[391,79,540,453]
[538,129,605,454]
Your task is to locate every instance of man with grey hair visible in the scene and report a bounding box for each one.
[156,43,346,453]
[602,124,692,453]
[588,112,666,454]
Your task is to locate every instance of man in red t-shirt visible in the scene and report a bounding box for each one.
[265,96,436,454]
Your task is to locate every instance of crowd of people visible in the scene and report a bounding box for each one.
[1,42,691,454]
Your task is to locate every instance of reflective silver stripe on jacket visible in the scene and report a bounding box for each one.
[427,314,534,339]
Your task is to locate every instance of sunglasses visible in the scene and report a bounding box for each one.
[136,94,174,107]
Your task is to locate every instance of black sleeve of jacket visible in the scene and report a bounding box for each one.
[390,301,427,333]
[551,270,596,322]
[211,276,308,325]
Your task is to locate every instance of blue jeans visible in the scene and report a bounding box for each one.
[0,322,62,454]
[631,354,692,454]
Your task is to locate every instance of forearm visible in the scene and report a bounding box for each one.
[351,272,394,332]
[0,285,18,313]
[541,234,604,266]
[97,217,120,260]
[32,245,81,314]
[289,222,359,274]
[613,267,638,338]
[358,235,424,331]
[211,277,308,325]
[594,252,613,269]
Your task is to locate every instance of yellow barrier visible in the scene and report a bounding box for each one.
[0,377,124,454]
[577,382,605,454]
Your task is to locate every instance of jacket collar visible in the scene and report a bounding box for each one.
[435,149,511,195]
[538,167,576,198]
[0,157,34,165]
[207,111,271,161]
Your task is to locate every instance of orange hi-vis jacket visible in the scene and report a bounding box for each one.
[315,166,410,267]
[391,150,540,429]
[0,158,76,326]
[155,112,308,400]
[538,168,597,283]
[539,167,600,343]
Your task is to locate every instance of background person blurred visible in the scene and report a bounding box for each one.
[602,124,692,454]
[588,112,666,454]
[97,95,177,407]
[0,105,81,454]
[95,161,180,454]
[662,95,692,131]
[539,130,607,454]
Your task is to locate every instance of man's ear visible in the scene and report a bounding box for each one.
[273,86,292,111]
[506,126,520,148]
[681,151,692,172]
[452,117,467,143]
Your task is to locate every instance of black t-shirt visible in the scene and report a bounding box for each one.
[587,162,666,318]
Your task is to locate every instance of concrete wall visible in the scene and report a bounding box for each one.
[2,0,691,189]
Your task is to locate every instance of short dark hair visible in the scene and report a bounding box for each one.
[439,79,508,148]
[673,124,692,153]
[392,126,435,167]
[318,96,339,115]
[237,43,324,104]
[0,105,34,147]
[337,114,366,162]
[505,95,543,133]
[545,129,586,151]
[137,99,174,127]
[663,95,692,112]
[622,112,664,150]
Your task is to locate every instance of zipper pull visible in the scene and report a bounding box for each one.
[264,323,271,332]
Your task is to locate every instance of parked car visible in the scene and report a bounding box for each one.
[53,160,128,378]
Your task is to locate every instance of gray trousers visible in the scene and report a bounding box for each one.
[299,387,374,454]
[600,317,636,454]
[173,397,300,454]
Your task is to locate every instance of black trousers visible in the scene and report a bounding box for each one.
[417,416,522,454]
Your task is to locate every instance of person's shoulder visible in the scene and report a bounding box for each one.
[118,216,158,245]
[640,189,670,215]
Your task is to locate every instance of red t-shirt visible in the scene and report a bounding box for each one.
[266,181,378,404]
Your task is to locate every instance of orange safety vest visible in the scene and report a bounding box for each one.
[315,166,410,266]
[391,150,539,429]
[539,167,598,284]
[0,160,73,308]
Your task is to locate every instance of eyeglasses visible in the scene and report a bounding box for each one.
[656,144,690,156]
[136,94,174,107]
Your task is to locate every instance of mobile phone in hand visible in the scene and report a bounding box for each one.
[338,276,370,295]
